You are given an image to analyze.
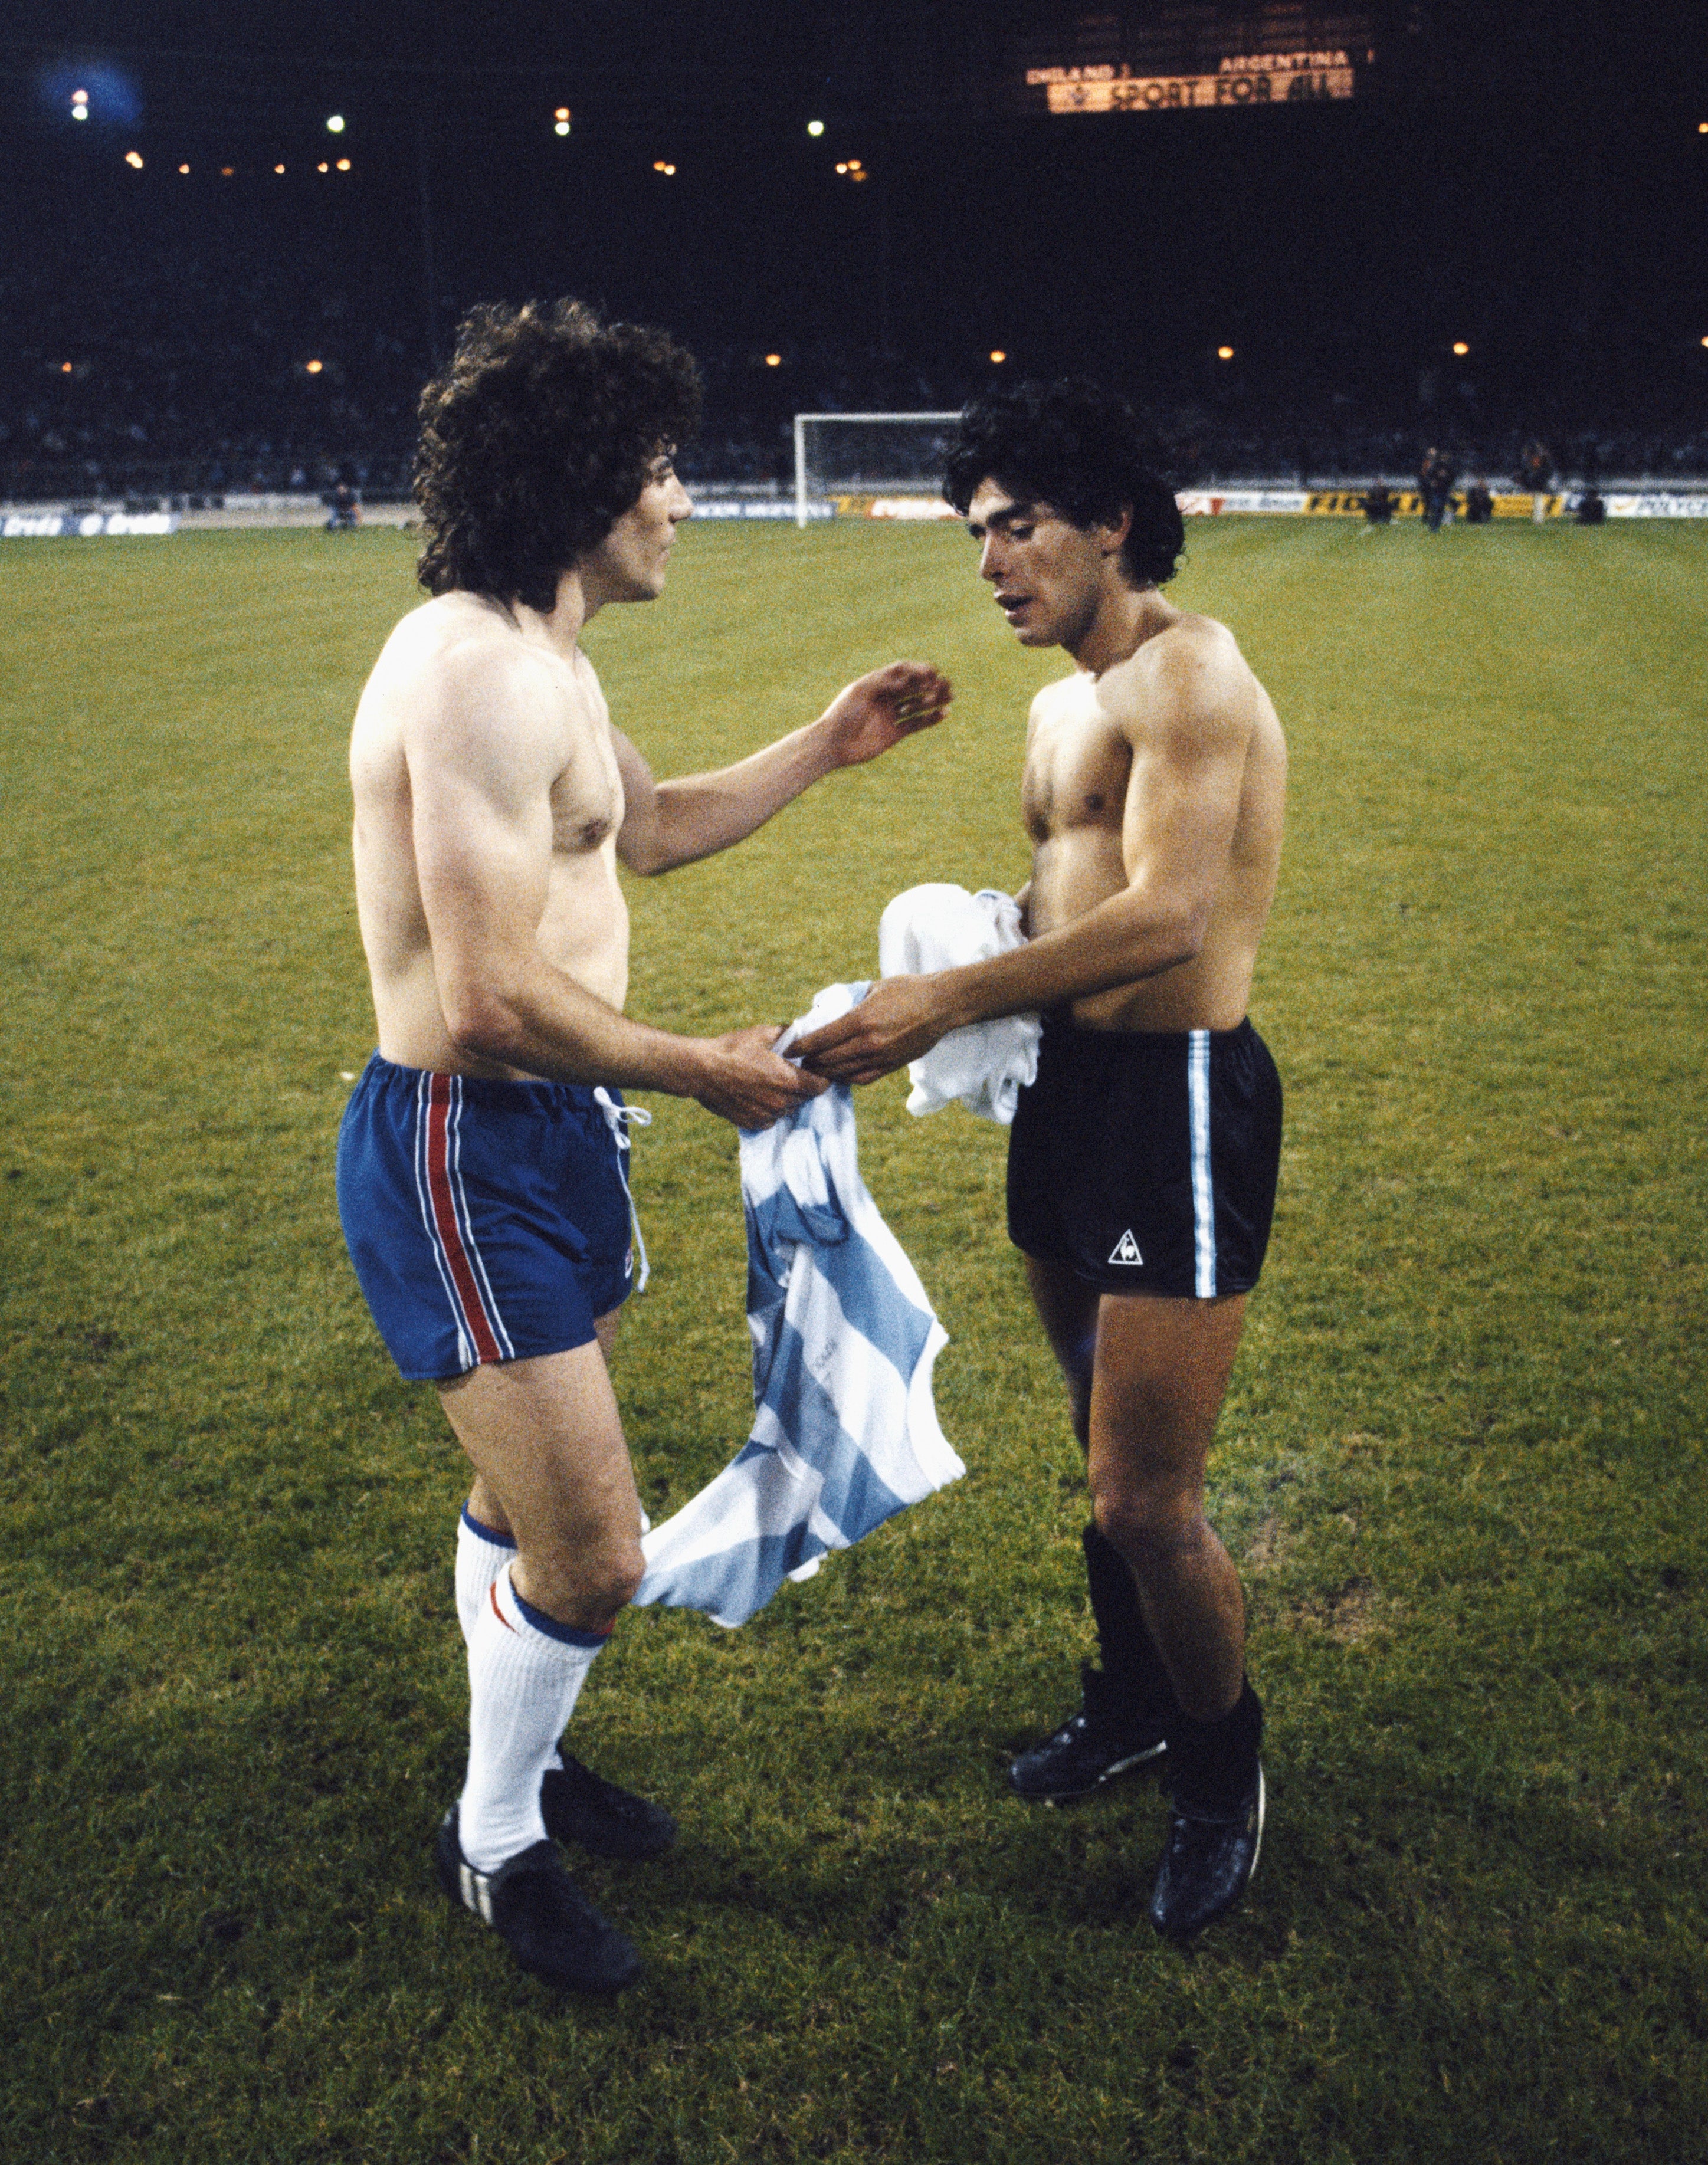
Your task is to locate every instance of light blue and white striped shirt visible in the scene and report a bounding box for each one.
[634,984,964,1628]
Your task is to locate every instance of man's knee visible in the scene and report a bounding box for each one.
[517,1534,645,1629]
[1090,1481,1207,1575]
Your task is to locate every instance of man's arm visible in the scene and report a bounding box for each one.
[409,644,819,1127]
[794,638,1252,1084]
[614,661,950,875]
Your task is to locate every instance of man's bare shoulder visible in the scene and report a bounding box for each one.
[1103,611,1258,737]
[355,593,596,767]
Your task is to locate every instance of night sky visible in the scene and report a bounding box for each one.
[4,2,1706,461]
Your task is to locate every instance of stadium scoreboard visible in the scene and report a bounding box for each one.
[1005,5,1375,115]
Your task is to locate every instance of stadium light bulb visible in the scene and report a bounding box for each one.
[1699,121,1707,133]
[318,161,329,172]
[765,353,782,366]
[336,158,352,170]
[274,163,286,174]
[73,88,88,102]
[1217,345,1234,360]
[326,114,345,133]
[124,150,143,169]
[1453,340,1470,356]
[221,166,234,177]
[72,104,88,121]
[555,120,571,135]
[989,350,1007,363]
[61,361,74,374]
[653,160,676,173]
[306,360,324,375]
[179,163,190,174]
[836,162,848,173]
[1701,335,1708,347]
[807,119,824,136]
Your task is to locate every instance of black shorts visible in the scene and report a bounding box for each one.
[1007,1014,1282,1298]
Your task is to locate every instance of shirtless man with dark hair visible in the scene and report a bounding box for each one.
[796,379,1285,1939]
[337,302,950,1993]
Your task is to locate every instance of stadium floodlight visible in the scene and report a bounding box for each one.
[124,149,143,168]
[989,350,1007,363]
[807,119,824,136]
[555,106,571,135]
[1217,345,1235,360]
[792,411,962,529]
[765,353,782,366]
[326,114,345,133]
[336,157,352,170]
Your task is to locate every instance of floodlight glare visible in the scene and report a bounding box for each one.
[336,158,351,170]
[555,107,571,120]
[274,163,286,174]
[1453,340,1470,355]
[61,361,73,374]
[317,161,329,172]
[989,350,1007,363]
[326,114,345,133]
[765,353,782,366]
[306,360,324,374]
[807,119,824,136]
[555,120,570,135]
[179,163,190,174]
[1217,345,1234,359]
[124,150,143,168]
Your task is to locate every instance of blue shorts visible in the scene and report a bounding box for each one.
[336,1055,636,1382]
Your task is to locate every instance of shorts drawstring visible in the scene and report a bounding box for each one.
[592,1088,651,1292]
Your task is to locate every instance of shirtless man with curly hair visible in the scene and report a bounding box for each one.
[336,300,949,1993]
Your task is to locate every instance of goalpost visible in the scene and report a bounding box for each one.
[792,411,963,528]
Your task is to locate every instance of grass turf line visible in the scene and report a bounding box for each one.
[1,519,1703,2164]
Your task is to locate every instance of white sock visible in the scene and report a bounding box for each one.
[459,1562,607,1871]
[455,1505,516,1645]
[456,1505,564,1777]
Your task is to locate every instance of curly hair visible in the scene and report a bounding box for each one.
[942,378,1184,588]
[414,299,702,612]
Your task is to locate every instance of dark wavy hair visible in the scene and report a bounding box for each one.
[414,299,702,611]
[943,378,1184,587]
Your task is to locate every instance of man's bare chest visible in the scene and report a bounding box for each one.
[1022,706,1131,844]
[545,675,625,857]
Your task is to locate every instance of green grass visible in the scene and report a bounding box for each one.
[2,517,1704,2164]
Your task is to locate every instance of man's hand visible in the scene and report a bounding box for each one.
[820,662,952,769]
[790,976,950,1087]
[691,1026,829,1129]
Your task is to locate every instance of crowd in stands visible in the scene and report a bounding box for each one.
[5,252,1705,505]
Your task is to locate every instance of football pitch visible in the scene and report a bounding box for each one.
[2,516,1704,2164]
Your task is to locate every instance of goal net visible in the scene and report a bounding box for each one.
[792,411,963,527]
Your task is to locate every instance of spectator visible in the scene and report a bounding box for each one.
[1362,480,1394,526]
[1463,477,1494,524]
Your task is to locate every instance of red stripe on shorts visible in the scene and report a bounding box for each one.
[425,1075,504,1366]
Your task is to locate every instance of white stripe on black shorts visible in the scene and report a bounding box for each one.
[1006,1013,1282,1298]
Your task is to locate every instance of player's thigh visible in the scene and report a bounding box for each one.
[438,1337,640,1559]
[1087,1292,1248,1507]
[1022,1256,1103,1403]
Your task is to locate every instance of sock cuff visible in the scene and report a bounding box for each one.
[492,1564,611,1652]
[460,1504,518,1550]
